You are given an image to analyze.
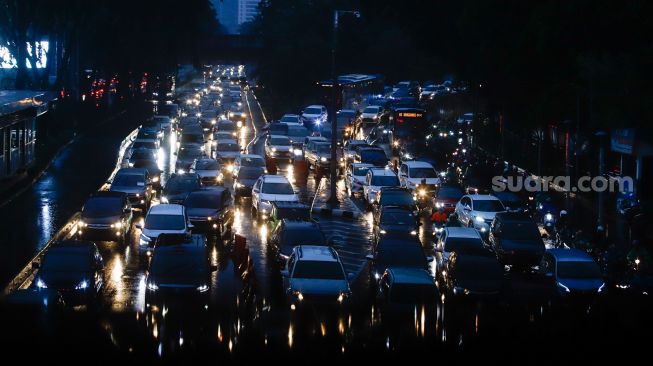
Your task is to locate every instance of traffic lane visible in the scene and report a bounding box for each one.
[0,110,141,286]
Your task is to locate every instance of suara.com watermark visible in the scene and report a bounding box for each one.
[492,175,634,193]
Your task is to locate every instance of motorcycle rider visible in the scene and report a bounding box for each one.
[555,210,570,247]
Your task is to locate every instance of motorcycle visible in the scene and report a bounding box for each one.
[414,181,436,212]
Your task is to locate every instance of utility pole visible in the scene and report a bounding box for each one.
[327,10,360,205]
[596,131,607,229]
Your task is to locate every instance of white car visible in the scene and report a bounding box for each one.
[190,157,223,186]
[301,105,327,126]
[265,135,292,161]
[363,168,400,204]
[214,139,241,170]
[360,105,383,126]
[346,163,373,196]
[279,114,303,126]
[137,204,191,255]
[343,139,368,163]
[455,194,505,234]
[233,154,266,177]
[251,174,299,219]
[398,160,440,191]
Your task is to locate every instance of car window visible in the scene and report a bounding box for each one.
[292,261,344,280]
[144,214,186,230]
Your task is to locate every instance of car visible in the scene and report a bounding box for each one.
[269,219,326,261]
[367,235,432,285]
[419,84,439,100]
[175,144,204,174]
[337,109,359,138]
[140,119,165,137]
[151,115,173,132]
[439,252,504,298]
[461,165,494,194]
[363,168,400,204]
[279,114,303,125]
[539,249,605,299]
[78,192,133,243]
[33,240,104,305]
[216,119,238,137]
[356,146,389,167]
[129,159,162,190]
[233,166,266,198]
[161,173,201,204]
[233,154,266,176]
[492,191,529,213]
[282,245,352,306]
[432,185,464,215]
[109,168,153,210]
[301,105,328,127]
[373,206,419,245]
[213,130,235,142]
[228,110,247,125]
[305,141,332,170]
[398,160,440,192]
[360,105,384,127]
[455,194,505,234]
[137,204,191,256]
[267,202,312,232]
[375,268,438,309]
[373,187,418,217]
[345,163,373,197]
[267,122,289,137]
[183,188,234,237]
[457,112,474,125]
[125,147,157,168]
[433,227,488,275]
[145,234,216,307]
[265,135,292,161]
[189,157,223,186]
[214,139,241,170]
[251,174,299,220]
[131,140,159,157]
[135,129,161,146]
[488,212,546,268]
[287,125,310,147]
[343,140,369,163]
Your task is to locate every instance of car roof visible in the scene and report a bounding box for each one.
[281,113,299,118]
[547,248,595,262]
[187,188,226,197]
[387,268,434,285]
[305,105,325,109]
[380,206,413,214]
[115,168,147,176]
[217,139,238,144]
[47,240,96,255]
[268,134,289,139]
[404,160,434,168]
[369,168,396,176]
[444,227,482,239]
[89,191,126,199]
[239,154,264,159]
[494,212,534,222]
[273,201,309,209]
[296,245,338,262]
[282,219,318,228]
[148,204,185,215]
[467,194,501,201]
[377,235,422,249]
[352,163,374,168]
[261,174,290,183]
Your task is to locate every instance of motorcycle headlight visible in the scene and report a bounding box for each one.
[36,278,47,289]
[338,291,350,303]
[418,189,426,197]
[293,291,304,301]
[545,213,553,221]
[75,280,89,290]
[320,157,327,162]
[152,176,159,183]
[271,147,276,152]
[475,216,485,223]
[293,149,303,156]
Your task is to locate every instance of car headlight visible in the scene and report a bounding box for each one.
[75,280,89,290]
[453,286,470,296]
[78,220,87,228]
[475,216,485,223]
[152,176,159,183]
[557,282,571,293]
[320,157,327,162]
[36,278,47,289]
[418,189,426,197]
[338,291,350,303]
[196,284,209,293]
[111,222,122,229]
[128,162,134,167]
[271,147,276,152]
[392,140,399,147]
[177,169,186,174]
[147,282,159,291]
[435,201,444,208]
[161,196,169,203]
[293,149,303,156]
[545,213,553,221]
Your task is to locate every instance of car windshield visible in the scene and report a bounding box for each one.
[390,283,438,304]
[377,245,426,268]
[240,156,265,167]
[444,238,484,253]
[288,126,308,138]
[410,167,437,178]
[263,182,294,195]
[132,141,157,150]
[454,259,503,281]
[557,261,602,279]
[293,261,344,280]
[41,251,91,272]
[371,175,399,186]
[185,194,223,209]
[381,211,414,225]
[113,174,145,187]
[438,187,464,200]
[165,178,199,193]
[131,151,153,160]
[473,200,504,212]
[281,228,325,246]
[150,251,207,280]
[501,222,541,241]
[195,160,220,170]
[83,197,122,217]
[269,137,290,146]
[276,208,311,221]
[218,123,235,131]
[304,107,322,115]
[178,147,202,158]
[423,86,436,91]
[217,143,240,152]
[364,106,379,113]
[281,115,299,123]
[380,191,414,206]
[181,134,203,143]
[238,167,264,180]
[315,144,331,154]
[360,150,387,165]
[144,214,186,230]
[353,166,370,176]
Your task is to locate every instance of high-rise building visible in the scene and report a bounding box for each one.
[237,0,261,25]
[213,0,239,34]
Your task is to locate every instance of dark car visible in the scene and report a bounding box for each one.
[269,219,326,260]
[488,212,546,268]
[130,159,162,190]
[356,147,389,167]
[175,144,204,173]
[127,148,157,166]
[109,168,153,210]
[145,236,216,307]
[234,166,265,198]
[34,240,104,305]
[462,165,494,194]
[183,188,234,237]
[268,201,311,231]
[373,206,420,245]
[162,173,201,204]
[492,191,529,213]
[78,191,133,243]
[433,185,464,215]
[367,235,431,284]
[373,187,417,217]
[376,267,438,311]
[440,252,504,298]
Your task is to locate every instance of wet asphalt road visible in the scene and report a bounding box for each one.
[1,82,653,363]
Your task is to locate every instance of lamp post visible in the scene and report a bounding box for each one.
[327,9,360,205]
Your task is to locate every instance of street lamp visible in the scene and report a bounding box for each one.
[327,9,361,205]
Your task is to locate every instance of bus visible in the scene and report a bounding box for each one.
[389,107,426,157]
